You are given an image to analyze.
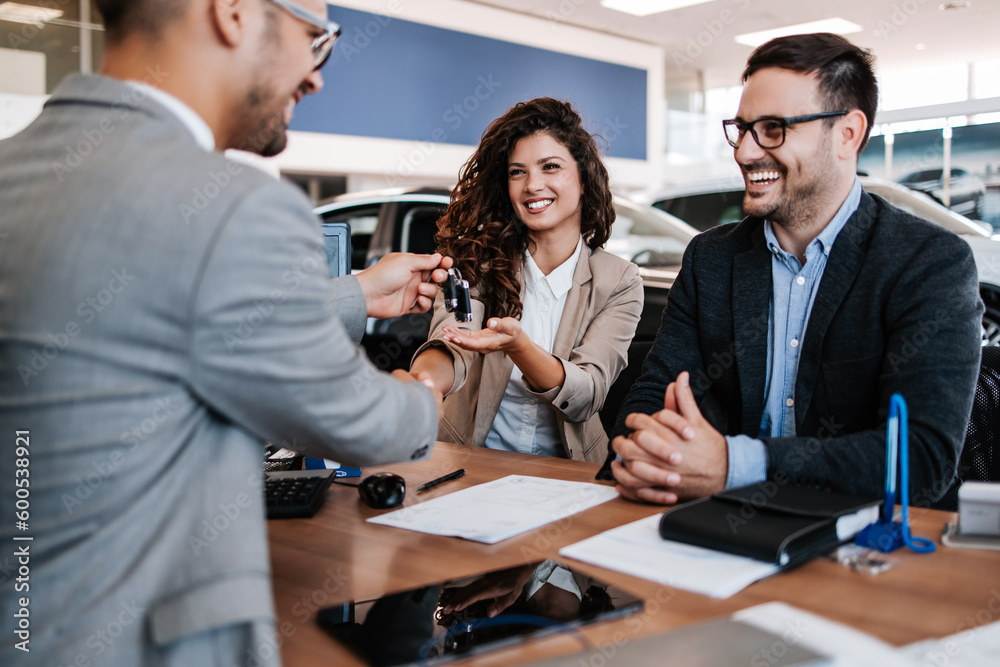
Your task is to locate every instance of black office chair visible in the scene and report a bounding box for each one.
[932,346,1000,510]
[596,339,653,480]
[599,339,654,438]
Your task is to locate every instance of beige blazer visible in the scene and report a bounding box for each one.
[415,245,644,463]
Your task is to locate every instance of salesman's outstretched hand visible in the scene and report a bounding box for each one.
[611,371,728,505]
[356,253,452,319]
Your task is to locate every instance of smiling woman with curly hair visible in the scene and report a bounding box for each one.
[436,97,616,321]
[410,97,644,463]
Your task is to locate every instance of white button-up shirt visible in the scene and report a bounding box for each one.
[484,238,583,457]
[126,81,215,152]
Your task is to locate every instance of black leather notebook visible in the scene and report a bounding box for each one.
[658,482,880,568]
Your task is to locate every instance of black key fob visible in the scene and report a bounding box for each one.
[443,268,473,323]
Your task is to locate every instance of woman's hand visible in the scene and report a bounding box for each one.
[441,317,525,355]
[442,317,565,393]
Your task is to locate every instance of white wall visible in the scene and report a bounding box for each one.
[0,48,47,140]
[270,0,665,192]
[0,93,46,140]
[0,48,45,96]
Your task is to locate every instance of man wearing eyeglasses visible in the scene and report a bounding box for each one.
[0,1,449,666]
[609,33,982,507]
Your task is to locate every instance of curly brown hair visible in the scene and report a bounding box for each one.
[436,97,614,320]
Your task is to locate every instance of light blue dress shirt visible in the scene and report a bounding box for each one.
[725,178,863,488]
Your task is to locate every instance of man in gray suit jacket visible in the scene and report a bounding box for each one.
[610,34,983,505]
[0,1,447,665]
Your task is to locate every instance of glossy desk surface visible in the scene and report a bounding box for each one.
[268,441,1000,666]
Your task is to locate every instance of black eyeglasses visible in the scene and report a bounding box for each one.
[267,0,342,70]
[722,111,848,149]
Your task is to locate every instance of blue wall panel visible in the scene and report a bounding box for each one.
[290,5,648,160]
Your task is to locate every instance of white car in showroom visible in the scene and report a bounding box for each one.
[314,186,697,271]
[312,187,698,368]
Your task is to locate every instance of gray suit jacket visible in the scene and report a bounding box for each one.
[417,246,643,463]
[0,75,437,665]
[612,192,983,500]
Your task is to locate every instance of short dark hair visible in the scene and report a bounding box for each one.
[436,97,614,320]
[94,0,188,42]
[743,33,878,153]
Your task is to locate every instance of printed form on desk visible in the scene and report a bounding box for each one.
[734,602,917,667]
[366,475,618,544]
[522,602,913,666]
[559,514,781,598]
[898,617,1000,667]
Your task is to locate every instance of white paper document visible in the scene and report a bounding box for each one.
[898,617,1000,667]
[558,514,780,598]
[734,602,917,667]
[367,475,618,544]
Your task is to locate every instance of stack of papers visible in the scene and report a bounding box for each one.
[520,601,913,667]
[367,475,618,544]
[733,602,916,667]
[559,514,780,598]
[898,618,1000,667]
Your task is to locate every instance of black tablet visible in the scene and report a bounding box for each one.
[315,560,643,666]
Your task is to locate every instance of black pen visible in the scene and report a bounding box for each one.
[417,469,465,493]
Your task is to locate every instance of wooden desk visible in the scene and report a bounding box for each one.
[269,442,1000,665]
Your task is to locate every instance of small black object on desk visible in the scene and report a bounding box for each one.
[417,469,465,494]
[265,470,334,519]
[356,472,406,509]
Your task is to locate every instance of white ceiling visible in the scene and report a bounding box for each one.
[460,0,1000,92]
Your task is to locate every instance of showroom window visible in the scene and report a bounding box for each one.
[0,1,104,96]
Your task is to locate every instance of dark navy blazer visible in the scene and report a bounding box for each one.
[612,192,983,501]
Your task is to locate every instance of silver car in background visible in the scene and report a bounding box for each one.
[898,167,987,220]
[641,176,1000,346]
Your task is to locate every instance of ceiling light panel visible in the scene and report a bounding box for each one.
[600,0,718,18]
[0,2,64,25]
[734,18,864,48]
